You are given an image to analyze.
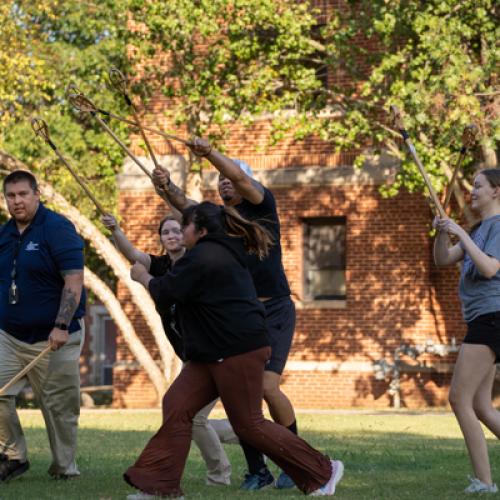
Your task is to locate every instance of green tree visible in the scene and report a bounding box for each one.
[0,1,179,400]
[0,0,131,219]
[128,0,323,155]
[297,0,498,215]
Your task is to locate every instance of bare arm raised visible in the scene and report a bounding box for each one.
[152,166,197,212]
[102,214,151,269]
[189,137,264,205]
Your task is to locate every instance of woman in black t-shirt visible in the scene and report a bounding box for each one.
[124,202,343,499]
[102,214,185,356]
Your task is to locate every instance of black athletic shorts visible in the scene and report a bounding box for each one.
[463,311,500,362]
[263,295,296,375]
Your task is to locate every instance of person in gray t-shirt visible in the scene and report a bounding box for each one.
[433,168,500,494]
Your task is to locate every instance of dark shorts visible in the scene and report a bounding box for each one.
[263,296,296,375]
[463,311,500,362]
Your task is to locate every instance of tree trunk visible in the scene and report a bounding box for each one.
[84,267,168,397]
[440,161,475,225]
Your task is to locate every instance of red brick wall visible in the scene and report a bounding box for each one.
[113,177,464,409]
[112,1,463,408]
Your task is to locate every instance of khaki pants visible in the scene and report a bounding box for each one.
[192,398,238,485]
[0,324,84,476]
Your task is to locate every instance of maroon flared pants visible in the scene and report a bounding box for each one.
[124,347,332,496]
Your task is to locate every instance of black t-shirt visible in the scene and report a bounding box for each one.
[149,253,185,360]
[234,187,290,298]
[149,254,173,278]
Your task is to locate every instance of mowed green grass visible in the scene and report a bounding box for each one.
[0,409,499,499]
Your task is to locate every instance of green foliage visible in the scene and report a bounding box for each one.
[128,0,322,149]
[127,0,497,200]
[0,0,131,221]
[2,0,497,221]
[312,0,499,196]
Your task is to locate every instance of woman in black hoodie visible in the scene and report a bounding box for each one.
[124,202,343,499]
[101,213,234,486]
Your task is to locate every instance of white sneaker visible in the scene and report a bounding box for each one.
[126,492,185,500]
[309,460,344,496]
[464,477,498,494]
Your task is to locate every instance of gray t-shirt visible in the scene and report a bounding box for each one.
[459,215,500,322]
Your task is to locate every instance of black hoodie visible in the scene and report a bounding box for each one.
[148,233,270,362]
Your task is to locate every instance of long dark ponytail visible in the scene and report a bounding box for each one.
[182,202,273,259]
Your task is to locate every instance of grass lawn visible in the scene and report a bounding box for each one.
[0,409,498,499]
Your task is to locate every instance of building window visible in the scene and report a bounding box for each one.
[303,217,346,300]
[90,305,117,386]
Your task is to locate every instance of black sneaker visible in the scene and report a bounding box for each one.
[239,467,274,490]
[0,457,30,482]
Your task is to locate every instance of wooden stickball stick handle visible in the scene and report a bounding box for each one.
[443,124,479,211]
[389,106,446,218]
[98,109,190,145]
[93,113,153,179]
[31,118,108,215]
[0,345,52,396]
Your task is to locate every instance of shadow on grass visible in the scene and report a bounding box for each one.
[1,425,498,499]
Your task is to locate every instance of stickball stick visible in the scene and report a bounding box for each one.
[0,345,51,396]
[94,108,190,146]
[68,90,153,180]
[389,105,446,218]
[31,117,108,215]
[108,68,181,167]
[442,124,479,211]
[66,83,189,145]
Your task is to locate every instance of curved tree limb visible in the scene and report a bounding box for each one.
[84,267,168,398]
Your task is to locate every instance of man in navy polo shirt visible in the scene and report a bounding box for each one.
[0,170,85,482]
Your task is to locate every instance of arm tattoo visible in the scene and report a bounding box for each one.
[56,287,79,325]
[159,181,197,210]
[166,182,190,209]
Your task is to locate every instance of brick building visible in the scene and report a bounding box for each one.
[103,128,465,409]
[89,1,467,409]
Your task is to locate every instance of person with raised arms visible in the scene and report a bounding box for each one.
[152,138,299,490]
[102,212,235,487]
[434,168,500,494]
[124,201,343,499]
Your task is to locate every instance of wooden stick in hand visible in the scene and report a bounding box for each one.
[0,345,51,396]
[389,105,446,218]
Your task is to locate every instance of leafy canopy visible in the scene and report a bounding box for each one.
[299,0,499,198]
[0,0,131,219]
[128,0,322,145]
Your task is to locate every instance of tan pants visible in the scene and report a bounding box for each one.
[192,397,240,485]
[0,325,84,476]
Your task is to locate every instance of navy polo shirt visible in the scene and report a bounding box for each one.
[0,203,86,344]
